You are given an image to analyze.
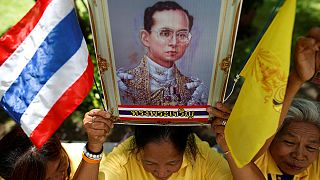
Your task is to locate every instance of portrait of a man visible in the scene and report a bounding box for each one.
[116,1,208,106]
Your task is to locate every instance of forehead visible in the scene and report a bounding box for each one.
[280,121,320,141]
[152,10,189,30]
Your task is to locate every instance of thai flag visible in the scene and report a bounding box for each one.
[0,0,93,148]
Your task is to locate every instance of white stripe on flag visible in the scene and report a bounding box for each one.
[0,0,74,99]
[21,38,88,135]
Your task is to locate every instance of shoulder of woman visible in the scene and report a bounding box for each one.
[105,136,134,162]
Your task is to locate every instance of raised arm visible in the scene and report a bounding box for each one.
[73,109,114,180]
[254,27,320,159]
[208,105,265,180]
[208,27,320,179]
[280,27,320,124]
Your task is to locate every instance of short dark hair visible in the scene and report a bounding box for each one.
[144,1,194,32]
[0,127,71,180]
[131,126,198,161]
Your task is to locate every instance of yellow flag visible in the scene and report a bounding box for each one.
[225,0,296,167]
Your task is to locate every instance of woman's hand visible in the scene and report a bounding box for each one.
[83,109,114,153]
[293,27,320,83]
[207,102,231,153]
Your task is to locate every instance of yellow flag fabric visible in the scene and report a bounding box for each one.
[225,0,296,168]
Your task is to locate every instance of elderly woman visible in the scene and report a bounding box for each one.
[211,99,320,180]
[209,27,320,179]
[255,99,320,179]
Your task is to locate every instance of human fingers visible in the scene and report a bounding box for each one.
[308,27,320,41]
[294,37,318,81]
[89,109,111,119]
[211,118,228,126]
[90,110,115,133]
[89,110,114,126]
[91,120,113,130]
[295,37,317,53]
[84,109,106,130]
[207,106,230,119]
[98,111,115,131]
[83,110,98,127]
[186,81,200,89]
[117,79,128,91]
[92,116,114,134]
[117,72,134,80]
[215,102,231,113]
[84,110,114,151]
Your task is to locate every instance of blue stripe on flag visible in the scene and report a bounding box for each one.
[0,10,83,123]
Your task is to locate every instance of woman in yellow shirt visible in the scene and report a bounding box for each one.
[73,107,264,180]
[98,126,232,180]
[213,99,320,180]
[255,99,320,180]
[209,27,320,180]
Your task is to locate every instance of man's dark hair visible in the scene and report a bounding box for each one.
[144,1,194,32]
[130,126,198,161]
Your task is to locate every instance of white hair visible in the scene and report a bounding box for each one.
[282,98,320,130]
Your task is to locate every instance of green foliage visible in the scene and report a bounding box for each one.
[0,0,34,35]
[0,0,35,124]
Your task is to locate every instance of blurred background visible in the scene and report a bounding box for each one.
[0,0,319,146]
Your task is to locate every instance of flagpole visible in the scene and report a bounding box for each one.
[94,77,106,111]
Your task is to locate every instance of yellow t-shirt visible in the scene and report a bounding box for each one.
[99,135,232,180]
[255,150,320,180]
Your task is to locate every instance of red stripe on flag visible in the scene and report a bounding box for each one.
[30,56,94,148]
[0,0,52,65]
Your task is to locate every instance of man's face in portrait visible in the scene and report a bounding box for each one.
[141,10,191,68]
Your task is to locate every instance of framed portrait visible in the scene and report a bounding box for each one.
[87,0,242,125]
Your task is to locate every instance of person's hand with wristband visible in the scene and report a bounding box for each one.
[74,109,114,180]
[84,109,114,158]
[208,104,265,180]
[207,102,231,155]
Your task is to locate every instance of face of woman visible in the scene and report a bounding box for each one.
[141,140,183,180]
[270,121,320,175]
[45,150,69,180]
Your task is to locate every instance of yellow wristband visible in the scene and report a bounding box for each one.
[82,153,101,164]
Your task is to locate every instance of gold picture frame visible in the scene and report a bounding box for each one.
[88,0,242,125]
